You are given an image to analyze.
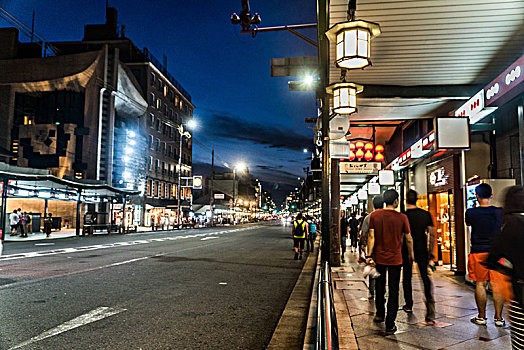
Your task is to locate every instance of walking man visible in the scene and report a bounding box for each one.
[348,212,359,252]
[367,189,414,334]
[466,183,506,327]
[292,213,308,260]
[401,190,436,321]
[340,211,349,262]
[360,195,384,299]
[307,218,316,252]
[9,209,19,236]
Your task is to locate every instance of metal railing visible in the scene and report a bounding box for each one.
[316,261,339,350]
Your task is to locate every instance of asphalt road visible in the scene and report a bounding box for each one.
[0,222,306,350]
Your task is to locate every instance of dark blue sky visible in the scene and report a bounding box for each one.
[1,0,318,205]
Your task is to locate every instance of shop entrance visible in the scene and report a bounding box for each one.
[428,190,456,269]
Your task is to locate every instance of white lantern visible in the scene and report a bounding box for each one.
[325,20,381,70]
[326,82,363,115]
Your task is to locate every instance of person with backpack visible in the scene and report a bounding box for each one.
[487,186,524,349]
[292,213,308,260]
[307,216,316,252]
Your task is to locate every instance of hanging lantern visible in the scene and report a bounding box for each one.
[326,82,364,115]
[355,149,364,159]
[375,153,385,162]
[355,141,365,149]
[375,144,384,153]
[364,142,374,151]
[364,151,374,161]
[326,20,381,70]
[349,151,356,161]
[349,143,355,151]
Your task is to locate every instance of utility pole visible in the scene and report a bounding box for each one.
[210,149,215,226]
[318,0,331,263]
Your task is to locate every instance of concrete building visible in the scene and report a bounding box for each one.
[0,8,194,227]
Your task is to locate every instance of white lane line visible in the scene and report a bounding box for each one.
[200,237,218,241]
[9,306,126,349]
[0,226,258,262]
[34,243,55,246]
[108,256,150,267]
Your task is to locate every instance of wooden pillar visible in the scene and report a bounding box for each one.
[330,159,341,266]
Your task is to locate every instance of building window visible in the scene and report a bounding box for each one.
[179,100,183,110]
[154,181,159,197]
[164,85,168,97]
[148,135,154,149]
[161,142,166,155]
[168,145,172,157]
[165,183,169,198]
[148,156,153,170]
[149,93,155,106]
[168,109,173,121]
[158,79,163,91]
[156,98,162,110]
[159,182,164,198]
[157,120,162,133]
[175,95,179,106]
[167,184,172,198]
[149,113,155,128]
[155,138,160,152]
[150,72,155,86]
[146,179,152,196]
[172,184,178,199]
[155,159,160,172]
[162,161,166,174]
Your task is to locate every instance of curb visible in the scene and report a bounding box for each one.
[267,241,319,349]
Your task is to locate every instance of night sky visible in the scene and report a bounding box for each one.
[0,0,318,206]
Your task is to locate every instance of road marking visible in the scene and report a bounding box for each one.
[108,256,150,267]
[34,243,55,246]
[219,282,227,285]
[200,237,218,241]
[9,306,126,349]
[0,226,257,262]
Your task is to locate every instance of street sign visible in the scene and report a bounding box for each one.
[214,193,225,199]
[305,117,317,124]
[271,56,318,77]
[340,162,381,174]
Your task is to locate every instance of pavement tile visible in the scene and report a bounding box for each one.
[385,325,475,349]
[434,316,509,342]
[356,334,423,350]
[444,334,512,349]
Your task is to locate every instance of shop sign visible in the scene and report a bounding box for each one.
[429,167,449,187]
[340,162,381,174]
[368,182,380,195]
[455,90,484,118]
[485,55,524,106]
[214,193,225,199]
[392,131,434,170]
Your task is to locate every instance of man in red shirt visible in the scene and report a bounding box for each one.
[367,189,414,334]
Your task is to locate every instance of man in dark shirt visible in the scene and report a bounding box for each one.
[465,183,505,327]
[401,190,436,321]
[367,189,414,334]
[348,212,359,252]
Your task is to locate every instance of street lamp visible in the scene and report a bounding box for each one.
[177,122,195,228]
[232,162,247,224]
[326,82,364,115]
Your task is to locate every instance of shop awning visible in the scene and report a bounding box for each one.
[0,170,139,201]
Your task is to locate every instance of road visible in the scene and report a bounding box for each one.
[0,222,306,350]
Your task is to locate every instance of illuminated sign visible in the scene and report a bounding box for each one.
[340,162,381,174]
[429,167,449,187]
[455,90,484,118]
[485,55,524,106]
[192,176,203,189]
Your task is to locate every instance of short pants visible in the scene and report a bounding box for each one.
[293,238,305,249]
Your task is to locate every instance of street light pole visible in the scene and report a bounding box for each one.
[177,128,183,228]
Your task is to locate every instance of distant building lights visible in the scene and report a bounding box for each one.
[127,130,136,138]
[125,147,133,154]
[129,140,136,146]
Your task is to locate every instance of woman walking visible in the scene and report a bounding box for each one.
[488,186,524,349]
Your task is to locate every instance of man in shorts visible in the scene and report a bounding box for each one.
[9,209,19,236]
[466,183,505,327]
[292,213,308,260]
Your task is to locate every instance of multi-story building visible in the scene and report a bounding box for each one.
[0,7,194,227]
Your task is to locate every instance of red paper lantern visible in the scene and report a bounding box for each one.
[355,149,364,159]
[364,142,374,151]
[349,151,356,161]
[375,153,385,162]
[364,151,374,161]
[375,144,384,153]
[355,141,365,149]
[349,143,356,151]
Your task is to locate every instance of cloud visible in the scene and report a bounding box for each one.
[201,112,312,152]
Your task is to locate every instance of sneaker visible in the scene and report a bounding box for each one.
[470,316,487,325]
[401,305,413,313]
[294,253,298,260]
[341,256,345,263]
[373,315,384,323]
[385,325,397,335]
[494,318,506,327]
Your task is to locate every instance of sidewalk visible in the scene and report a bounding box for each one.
[333,252,512,350]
